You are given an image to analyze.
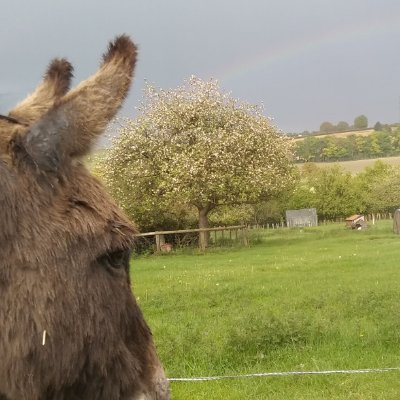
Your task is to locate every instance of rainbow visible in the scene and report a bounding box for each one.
[215,14,400,83]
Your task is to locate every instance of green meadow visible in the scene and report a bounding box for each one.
[131,221,400,399]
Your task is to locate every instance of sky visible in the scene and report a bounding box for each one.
[1,0,400,134]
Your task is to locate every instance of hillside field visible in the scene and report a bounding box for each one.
[312,156,400,174]
[295,129,374,141]
[131,221,400,399]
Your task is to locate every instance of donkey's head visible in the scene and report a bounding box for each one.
[0,36,169,400]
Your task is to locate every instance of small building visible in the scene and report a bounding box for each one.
[345,214,366,229]
[286,208,318,228]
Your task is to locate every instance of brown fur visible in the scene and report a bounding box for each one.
[0,36,169,400]
[0,59,72,154]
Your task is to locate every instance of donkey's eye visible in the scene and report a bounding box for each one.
[97,249,130,270]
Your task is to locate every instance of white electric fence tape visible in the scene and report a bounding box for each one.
[168,367,400,382]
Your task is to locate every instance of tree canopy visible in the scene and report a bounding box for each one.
[320,121,335,134]
[336,121,350,132]
[354,114,368,130]
[101,77,295,247]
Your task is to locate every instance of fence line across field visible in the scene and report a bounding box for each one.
[134,225,248,252]
[168,367,400,382]
[248,213,394,230]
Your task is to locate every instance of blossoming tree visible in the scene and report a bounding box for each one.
[102,77,295,248]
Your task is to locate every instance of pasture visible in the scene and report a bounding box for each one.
[314,156,400,175]
[131,221,400,399]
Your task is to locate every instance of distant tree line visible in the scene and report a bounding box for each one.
[287,114,372,137]
[320,114,368,133]
[211,160,400,224]
[285,161,400,219]
[296,126,400,162]
[319,114,368,134]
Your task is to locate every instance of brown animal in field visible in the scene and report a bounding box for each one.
[0,36,169,400]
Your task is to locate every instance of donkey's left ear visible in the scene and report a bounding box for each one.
[8,58,73,125]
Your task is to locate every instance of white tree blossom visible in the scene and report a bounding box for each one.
[101,77,295,246]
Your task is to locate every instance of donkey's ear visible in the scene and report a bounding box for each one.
[50,35,137,158]
[23,35,137,166]
[9,59,73,125]
[20,35,137,172]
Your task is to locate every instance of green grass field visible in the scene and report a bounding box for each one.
[131,221,400,399]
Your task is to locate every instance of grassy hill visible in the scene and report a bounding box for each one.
[294,128,374,141]
[294,125,400,165]
[313,156,400,174]
[311,128,373,140]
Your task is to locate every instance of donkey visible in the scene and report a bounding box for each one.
[0,36,169,400]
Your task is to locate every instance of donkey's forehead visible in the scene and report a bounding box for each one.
[58,165,138,239]
[0,159,136,256]
[59,172,137,257]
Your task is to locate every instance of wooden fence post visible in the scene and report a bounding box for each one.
[155,234,165,253]
[393,210,400,234]
[242,227,249,246]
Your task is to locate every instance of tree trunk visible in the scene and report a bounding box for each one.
[198,206,211,250]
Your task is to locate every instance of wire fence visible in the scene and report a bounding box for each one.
[168,367,400,382]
